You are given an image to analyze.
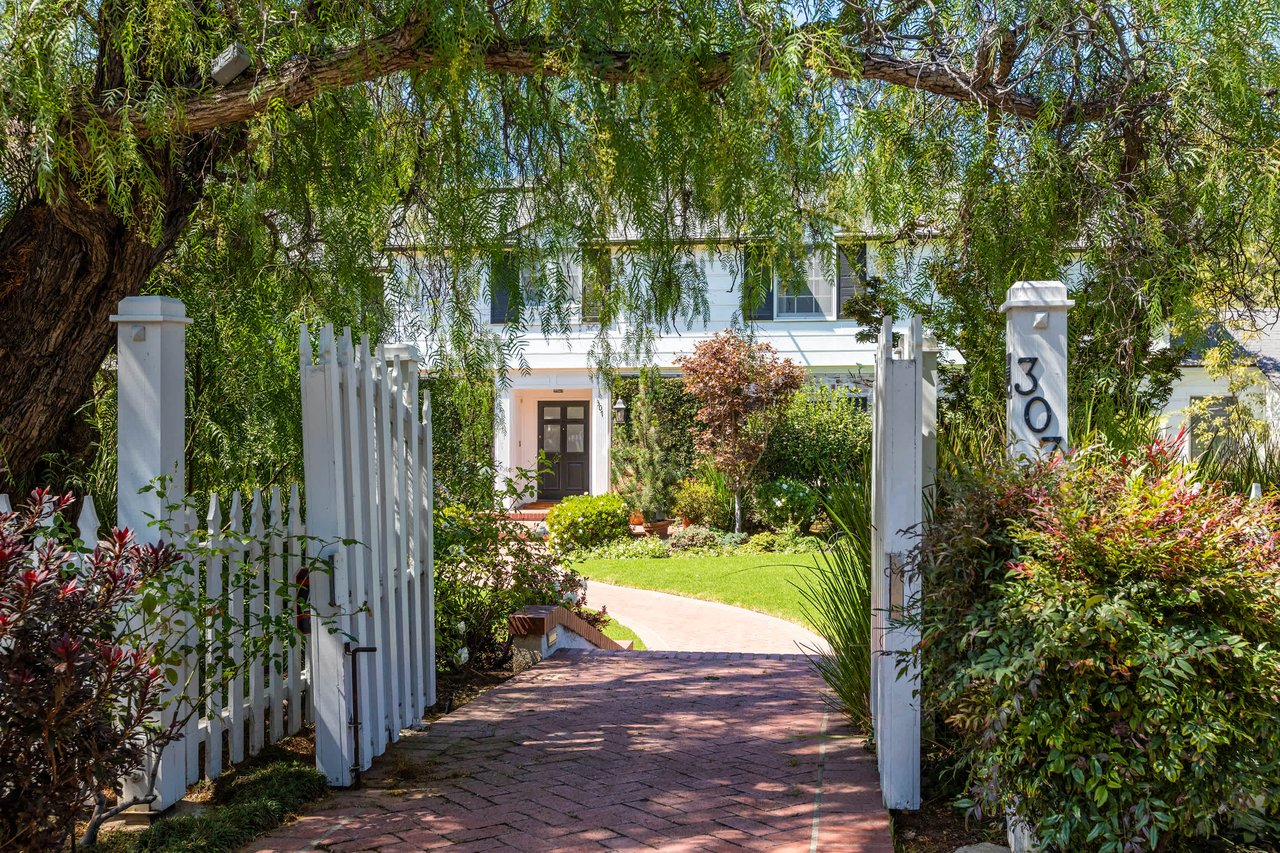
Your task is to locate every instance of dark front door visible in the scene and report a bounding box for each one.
[537,401,590,499]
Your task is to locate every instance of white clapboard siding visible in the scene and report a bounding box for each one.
[300,325,436,786]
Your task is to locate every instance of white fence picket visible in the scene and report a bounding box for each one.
[226,491,247,765]
[286,484,307,735]
[205,494,226,779]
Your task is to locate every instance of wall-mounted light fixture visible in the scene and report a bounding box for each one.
[613,396,628,426]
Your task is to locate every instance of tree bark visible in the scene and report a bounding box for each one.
[0,141,223,492]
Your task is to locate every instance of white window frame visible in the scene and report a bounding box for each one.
[774,251,837,320]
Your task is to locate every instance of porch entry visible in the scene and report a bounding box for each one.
[537,400,589,499]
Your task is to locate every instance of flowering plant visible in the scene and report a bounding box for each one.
[919,438,1280,850]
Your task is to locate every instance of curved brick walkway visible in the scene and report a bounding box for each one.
[247,650,890,852]
[586,581,829,655]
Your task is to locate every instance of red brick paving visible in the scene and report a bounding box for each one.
[245,650,891,852]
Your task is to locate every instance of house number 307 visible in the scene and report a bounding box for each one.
[1007,354,1063,451]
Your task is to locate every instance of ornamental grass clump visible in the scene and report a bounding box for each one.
[920,438,1280,852]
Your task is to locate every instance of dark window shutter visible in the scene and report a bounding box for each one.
[743,247,774,321]
[581,246,610,324]
[489,252,518,324]
[837,243,867,318]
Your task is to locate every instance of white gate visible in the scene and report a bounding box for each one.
[869,315,936,810]
[300,325,436,786]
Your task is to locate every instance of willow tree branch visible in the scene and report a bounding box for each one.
[84,23,1120,138]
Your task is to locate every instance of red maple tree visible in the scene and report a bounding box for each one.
[677,331,804,532]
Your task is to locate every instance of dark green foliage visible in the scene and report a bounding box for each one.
[426,375,497,509]
[434,500,602,670]
[753,477,819,532]
[611,374,699,477]
[613,371,684,521]
[798,474,872,731]
[919,439,1280,851]
[545,494,631,554]
[762,383,872,488]
[107,750,328,853]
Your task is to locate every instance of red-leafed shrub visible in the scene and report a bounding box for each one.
[920,438,1280,850]
[0,490,178,853]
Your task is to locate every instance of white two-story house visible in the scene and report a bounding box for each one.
[465,241,883,503]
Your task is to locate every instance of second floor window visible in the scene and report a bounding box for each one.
[777,255,836,318]
[580,246,611,324]
[490,250,539,324]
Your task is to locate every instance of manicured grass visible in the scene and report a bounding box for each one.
[578,553,820,629]
[585,607,648,650]
[602,615,648,650]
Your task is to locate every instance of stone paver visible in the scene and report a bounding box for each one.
[246,650,890,852]
[586,581,829,655]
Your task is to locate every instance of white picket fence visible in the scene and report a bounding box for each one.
[869,315,936,810]
[300,325,436,787]
[0,486,314,804]
[3,296,437,811]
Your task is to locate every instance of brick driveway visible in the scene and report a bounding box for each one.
[247,650,892,852]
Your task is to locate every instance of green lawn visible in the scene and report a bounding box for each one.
[578,553,821,629]
[602,616,648,650]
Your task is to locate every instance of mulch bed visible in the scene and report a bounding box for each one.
[892,799,1006,853]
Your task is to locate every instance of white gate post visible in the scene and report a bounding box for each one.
[870,316,929,810]
[111,295,191,810]
[1001,281,1073,457]
[300,326,354,786]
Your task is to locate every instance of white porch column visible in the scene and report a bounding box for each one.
[1001,281,1073,458]
[493,385,516,503]
[110,295,191,811]
[590,381,612,496]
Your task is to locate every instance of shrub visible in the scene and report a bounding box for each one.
[920,439,1280,851]
[613,371,682,521]
[798,474,871,731]
[719,531,749,548]
[545,493,631,553]
[762,382,872,487]
[0,491,175,853]
[671,477,716,526]
[741,528,824,554]
[753,477,820,531]
[435,501,604,670]
[669,524,722,552]
[574,536,671,560]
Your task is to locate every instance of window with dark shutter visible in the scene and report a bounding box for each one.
[742,246,774,321]
[836,243,867,318]
[580,246,611,324]
[489,251,520,324]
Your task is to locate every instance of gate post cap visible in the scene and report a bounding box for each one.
[999,281,1074,313]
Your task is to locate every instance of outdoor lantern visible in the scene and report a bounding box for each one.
[613,396,628,425]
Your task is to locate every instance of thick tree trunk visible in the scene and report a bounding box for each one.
[0,155,211,492]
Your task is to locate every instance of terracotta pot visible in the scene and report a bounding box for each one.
[680,516,693,528]
[643,519,672,537]
[629,511,645,526]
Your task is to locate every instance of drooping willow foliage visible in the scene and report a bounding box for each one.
[2,0,1280,491]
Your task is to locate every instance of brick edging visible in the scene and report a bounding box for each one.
[508,605,625,651]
